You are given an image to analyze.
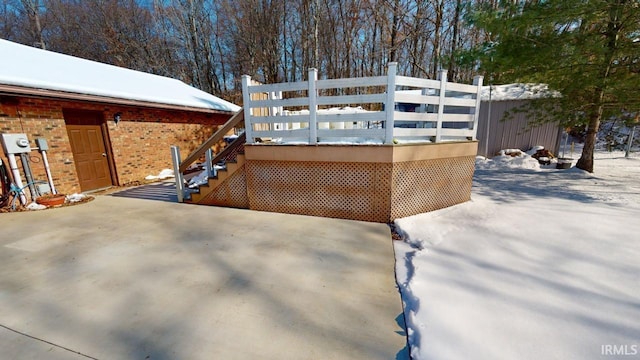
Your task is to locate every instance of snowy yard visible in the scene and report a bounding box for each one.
[394,150,640,359]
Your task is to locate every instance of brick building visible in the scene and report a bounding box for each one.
[0,39,239,195]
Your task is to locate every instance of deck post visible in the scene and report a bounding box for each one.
[276,91,284,129]
[205,148,214,177]
[436,69,448,143]
[277,91,283,117]
[170,146,184,203]
[418,87,428,116]
[385,62,397,144]
[268,91,280,131]
[471,75,484,140]
[241,75,254,143]
[308,68,318,144]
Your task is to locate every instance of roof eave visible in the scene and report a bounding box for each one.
[0,84,236,115]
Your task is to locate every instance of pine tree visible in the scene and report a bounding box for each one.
[470,0,640,172]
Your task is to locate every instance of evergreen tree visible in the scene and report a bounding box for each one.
[470,0,640,172]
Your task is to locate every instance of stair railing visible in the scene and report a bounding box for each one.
[171,108,245,202]
[209,132,246,170]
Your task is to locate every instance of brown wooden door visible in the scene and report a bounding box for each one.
[65,112,113,191]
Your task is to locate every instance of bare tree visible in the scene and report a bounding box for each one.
[153,0,224,93]
[447,0,462,81]
[20,0,45,48]
[0,0,488,99]
[0,0,21,40]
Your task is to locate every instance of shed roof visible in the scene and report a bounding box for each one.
[0,39,240,113]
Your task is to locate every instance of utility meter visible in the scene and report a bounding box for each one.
[1,133,32,154]
[35,138,49,151]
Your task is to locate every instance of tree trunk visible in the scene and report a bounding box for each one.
[389,0,399,62]
[448,0,462,81]
[575,1,622,173]
[313,0,319,69]
[430,0,443,78]
[22,0,45,49]
[575,109,601,173]
[576,79,607,173]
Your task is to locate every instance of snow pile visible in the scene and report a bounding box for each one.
[187,165,225,188]
[394,150,640,359]
[66,193,87,203]
[145,169,174,181]
[475,149,541,170]
[26,202,47,211]
[525,145,545,156]
[188,170,210,188]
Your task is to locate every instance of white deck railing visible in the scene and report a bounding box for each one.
[241,63,483,145]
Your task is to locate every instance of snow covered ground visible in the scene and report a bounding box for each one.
[394,150,640,359]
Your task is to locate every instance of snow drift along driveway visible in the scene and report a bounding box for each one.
[395,151,640,360]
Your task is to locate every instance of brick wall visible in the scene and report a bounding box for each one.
[0,95,231,196]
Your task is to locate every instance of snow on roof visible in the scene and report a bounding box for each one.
[398,83,559,102]
[0,39,240,112]
[481,83,559,102]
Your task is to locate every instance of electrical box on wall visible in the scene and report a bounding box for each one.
[35,137,49,151]
[1,133,31,154]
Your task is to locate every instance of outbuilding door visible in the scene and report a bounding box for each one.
[64,110,113,191]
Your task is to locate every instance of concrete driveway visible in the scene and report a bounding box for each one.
[0,195,407,359]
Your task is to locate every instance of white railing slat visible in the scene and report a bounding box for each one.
[250,97,309,108]
[249,81,308,93]
[393,128,438,137]
[394,93,440,105]
[317,128,386,138]
[251,115,309,124]
[440,114,475,122]
[395,76,441,89]
[242,65,482,144]
[439,128,475,137]
[253,129,309,138]
[442,82,478,93]
[442,97,477,107]
[316,76,387,89]
[317,112,384,123]
[394,128,473,138]
[317,93,386,106]
[393,111,439,122]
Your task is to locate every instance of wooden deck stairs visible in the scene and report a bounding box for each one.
[187,138,246,206]
[176,109,249,208]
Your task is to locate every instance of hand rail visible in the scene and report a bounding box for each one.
[210,132,246,167]
[178,109,245,173]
